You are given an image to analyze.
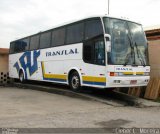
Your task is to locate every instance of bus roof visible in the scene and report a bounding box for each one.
[52,14,140,28]
[11,15,141,43]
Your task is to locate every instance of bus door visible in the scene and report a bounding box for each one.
[83,36,106,86]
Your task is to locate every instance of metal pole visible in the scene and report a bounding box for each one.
[108,0,110,14]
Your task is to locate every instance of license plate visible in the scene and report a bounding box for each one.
[130,80,137,84]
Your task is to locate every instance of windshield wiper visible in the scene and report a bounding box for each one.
[123,33,135,66]
[135,42,146,67]
[124,53,131,66]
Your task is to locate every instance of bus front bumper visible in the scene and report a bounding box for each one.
[106,76,150,88]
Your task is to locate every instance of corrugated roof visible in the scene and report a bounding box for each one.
[145,25,160,41]
[0,48,9,54]
[144,25,160,31]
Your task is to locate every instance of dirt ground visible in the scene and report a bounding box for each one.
[0,86,160,128]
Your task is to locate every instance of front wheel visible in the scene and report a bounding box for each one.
[69,72,81,92]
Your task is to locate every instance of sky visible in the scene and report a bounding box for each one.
[0,0,160,48]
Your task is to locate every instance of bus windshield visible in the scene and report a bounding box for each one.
[103,17,149,66]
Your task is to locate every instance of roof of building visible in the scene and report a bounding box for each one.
[144,25,160,31]
[144,25,160,41]
[0,48,9,54]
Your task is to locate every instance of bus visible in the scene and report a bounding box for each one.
[9,15,150,91]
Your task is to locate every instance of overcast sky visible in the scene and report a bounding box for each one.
[0,0,160,48]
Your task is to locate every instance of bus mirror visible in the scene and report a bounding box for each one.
[105,34,111,52]
[104,34,111,41]
[106,41,111,52]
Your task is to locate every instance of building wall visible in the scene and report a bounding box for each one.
[148,39,160,78]
[0,54,9,84]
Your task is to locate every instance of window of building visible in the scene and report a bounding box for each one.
[40,32,51,49]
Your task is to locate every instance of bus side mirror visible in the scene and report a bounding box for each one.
[105,34,111,52]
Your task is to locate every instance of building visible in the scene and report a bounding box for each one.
[144,26,160,99]
[0,48,9,85]
[145,26,160,78]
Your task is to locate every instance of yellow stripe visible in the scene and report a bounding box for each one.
[136,72,144,75]
[42,62,106,82]
[44,74,67,79]
[82,76,106,82]
[123,72,144,75]
[41,61,67,80]
[41,61,45,73]
[123,72,133,75]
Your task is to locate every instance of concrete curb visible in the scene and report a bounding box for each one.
[11,83,125,107]
[10,83,160,108]
[111,91,160,108]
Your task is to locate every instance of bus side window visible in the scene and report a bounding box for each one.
[14,41,21,53]
[66,22,84,44]
[9,42,15,54]
[85,19,103,40]
[30,35,40,50]
[94,40,105,65]
[21,38,29,51]
[40,32,51,49]
[83,37,105,66]
[52,27,65,47]
[83,40,94,63]
[11,39,29,53]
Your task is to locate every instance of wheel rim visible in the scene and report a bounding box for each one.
[20,73,24,82]
[71,76,79,89]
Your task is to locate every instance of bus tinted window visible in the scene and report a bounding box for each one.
[52,27,65,46]
[85,19,103,40]
[83,37,105,65]
[66,22,84,44]
[94,40,105,65]
[21,38,29,51]
[83,40,94,63]
[40,32,51,49]
[9,42,15,54]
[30,35,39,50]
[10,38,29,54]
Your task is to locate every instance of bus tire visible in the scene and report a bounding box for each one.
[69,71,81,92]
[19,70,25,83]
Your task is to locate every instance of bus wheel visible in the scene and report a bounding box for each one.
[69,72,81,92]
[19,71,25,83]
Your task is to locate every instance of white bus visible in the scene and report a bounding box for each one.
[9,15,150,91]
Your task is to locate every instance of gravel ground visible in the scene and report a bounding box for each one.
[0,86,160,128]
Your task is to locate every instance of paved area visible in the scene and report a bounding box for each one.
[0,86,160,128]
[13,82,160,107]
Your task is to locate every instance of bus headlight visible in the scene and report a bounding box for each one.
[110,72,119,76]
[110,72,125,76]
[118,72,124,76]
[144,72,149,76]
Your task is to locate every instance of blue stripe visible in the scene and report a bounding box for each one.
[83,81,106,86]
[44,78,67,82]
